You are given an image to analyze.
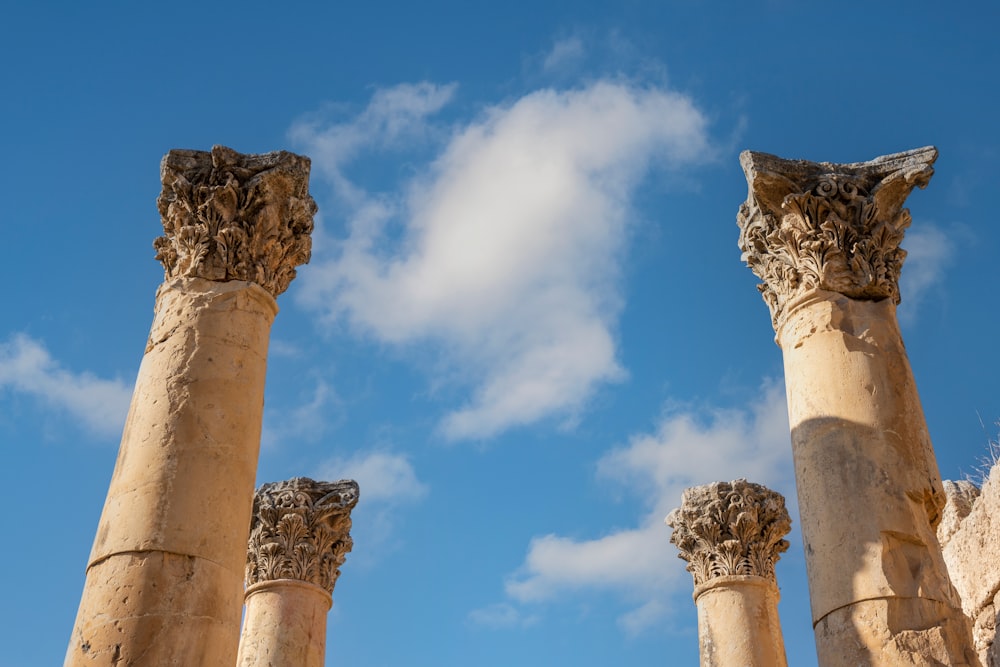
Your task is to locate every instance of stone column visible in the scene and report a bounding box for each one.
[737,147,978,666]
[66,146,316,666]
[666,479,791,667]
[237,478,358,667]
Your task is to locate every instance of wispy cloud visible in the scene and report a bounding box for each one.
[467,602,539,630]
[268,339,305,358]
[293,78,712,441]
[499,383,793,634]
[619,599,669,637]
[290,82,456,210]
[542,36,585,72]
[261,379,338,449]
[0,334,132,438]
[317,450,428,564]
[899,222,955,322]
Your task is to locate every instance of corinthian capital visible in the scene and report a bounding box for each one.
[154,145,317,298]
[666,479,791,587]
[246,478,359,594]
[737,146,937,326]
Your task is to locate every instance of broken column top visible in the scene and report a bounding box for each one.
[245,477,359,594]
[666,479,791,587]
[737,146,937,327]
[154,145,317,298]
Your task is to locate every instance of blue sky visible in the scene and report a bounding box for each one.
[2,2,998,665]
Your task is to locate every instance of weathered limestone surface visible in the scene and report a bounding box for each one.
[240,581,332,667]
[694,576,786,667]
[66,147,315,667]
[738,147,979,666]
[939,480,980,549]
[667,479,791,667]
[738,147,936,328]
[237,478,358,667]
[154,145,315,297]
[940,475,1000,665]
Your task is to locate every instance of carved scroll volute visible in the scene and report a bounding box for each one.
[245,478,359,594]
[154,145,317,298]
[666,479,791,587]
[736,147,937,327]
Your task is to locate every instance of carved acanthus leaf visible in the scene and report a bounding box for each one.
[154,145,317,297]
[736,147,937,327]
[666,479,791,586]
[246,477,359,594]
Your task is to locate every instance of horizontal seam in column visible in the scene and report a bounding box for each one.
[812,594,965,629]
[86,549,231,572]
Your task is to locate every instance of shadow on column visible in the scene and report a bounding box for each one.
[790,416,979,667]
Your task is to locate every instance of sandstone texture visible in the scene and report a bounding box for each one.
[89,279,277,565]
[738,147,979,665]
[237,478,358,667]
[814,597,981,667]
[67,279,277,667]
[66,146,315,667]
[940,474,1000,665]
[667,480,791,667]
[695,576,787,667]
[239,581,333,667]
[778,293,956,618]
[154,145,315,297]
[938,480,980,549]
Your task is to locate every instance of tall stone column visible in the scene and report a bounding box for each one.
[66,146,316,666]
[737,147,978,666]
[666,479,791,667]
[237,478,358,667]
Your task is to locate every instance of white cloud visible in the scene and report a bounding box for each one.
[899,222,954,322]
[294,79,712,441]
[501,383,793,633]
[594,383,793,513]
[322,450,428,504]
[0,334,132,438]
[506,525,669,603]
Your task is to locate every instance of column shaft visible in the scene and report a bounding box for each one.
[66,278,277,666]
[65,145,316,666]
[237,581,332,667]
[695,576,786,667]
[779,292,975,665]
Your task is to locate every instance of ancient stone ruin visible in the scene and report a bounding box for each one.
[238,478,359,666]
[665,146,997,666]
[743,147,976,665]
[64,144,1000,666]
[667,480,791,667]
[64,146,359,666]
